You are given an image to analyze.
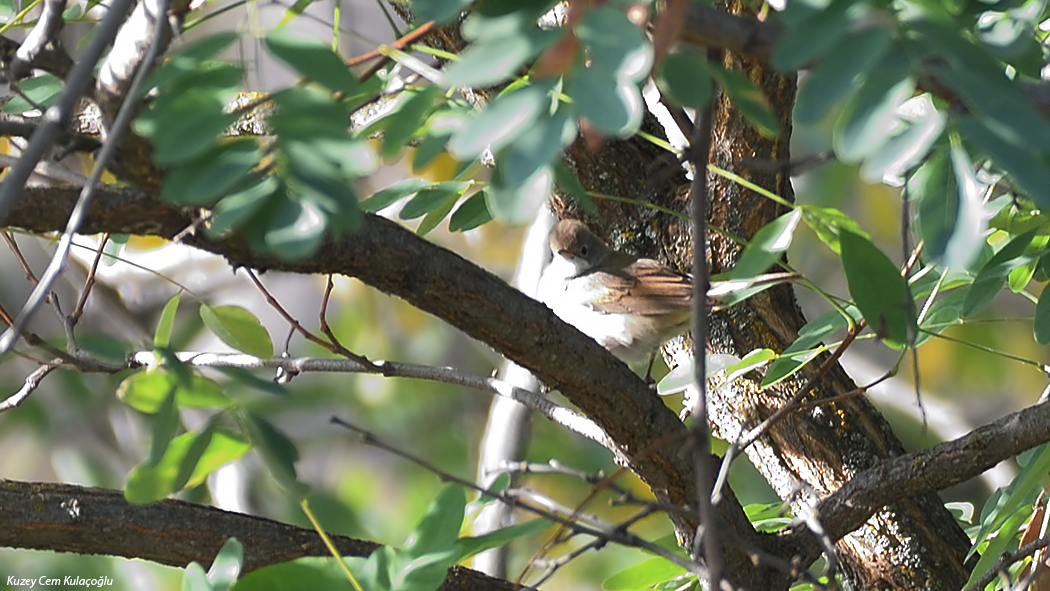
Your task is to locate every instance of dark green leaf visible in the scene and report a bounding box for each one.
[956,116,1050,213]
[200,305,274,358]
[657,51,713,108]
[265,32,360,95]
[1035,285,1050,344]
[416,191,461,236]
[912,139,986,271]
[840,229,915,347]
[399,182,469,220]
[259,196,327,260]
[233,557,355,591]
[834,51,914,162]
[161,139,263,206]
[962,229,1038,317]
[270,87,352,141]
[553,160,596,212]
[360,178,432,213]
[411,0,472,23]
[448,191,493,232]
[773,0,854,71]
[148,387,179,466]
[795,25,893,124]
[207,175,281,238]
[239,412,305,498]
[493,107,576,189]
[937,61,1050,154]
[731,210,801,279]
[380,86,442,159]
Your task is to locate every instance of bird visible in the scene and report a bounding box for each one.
[537,219,696,369]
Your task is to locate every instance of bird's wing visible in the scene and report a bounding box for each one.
[588,257,693,316]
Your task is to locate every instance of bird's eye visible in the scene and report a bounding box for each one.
[579,245,589,257]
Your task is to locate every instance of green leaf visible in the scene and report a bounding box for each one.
[603,557,689,591]
[399,182,469,220]
[795,25,892,124]
[486,162,551,224]
[183,562,214,591]
[360,178,432,213]
[914,138,986,271]
[916,287,967,346]
[731,210,801,279]
[416,191,461,236]
[657,51,713,109]
[265,31,360,95]
[574,6,652,80]
[799,205,868,254]
[707,64,780,137]
[859,95,945,186]
[2,74,63,114]
[208,538,244,591]
[126,428,250,504]
[404,485,466,557]
[1034,283,1050,345]
[772,0,854,71]
[380,86,442,159]
[567,67,645,137]
[239,412,305,498]
[200,305,274,358]
[411,0,472,23]
[161,139,263,206]
[232,557,355,591]
[833,51,914,162]
[207,175,281,238]
[452,519,551,562]
[269,87,352,141]
[553,161,596,213]
[962,229,1038,317]
[448,191,493,232]
[118,370,232,413]
[142,97,238,166]
[155,292,182,348]
[762,307,859,389]
[840,230,915,347]
[492,107,576,190]
[723,348,777,383]
[444,27,558,88]
[148,387,180,466]
[259,196,327,260]
[936,59,1050,153]
[449,80,556,160]
[957,115,1050,213]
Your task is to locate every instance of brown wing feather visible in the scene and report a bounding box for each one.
[587,256,693,316]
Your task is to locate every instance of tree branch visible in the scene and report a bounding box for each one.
[0,479,529,591]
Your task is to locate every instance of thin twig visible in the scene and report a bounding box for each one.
[70,233,108,324]
[963,535,1050,591]
[0,360,62,412]
[688,45,721,587]
[243,269,383,373]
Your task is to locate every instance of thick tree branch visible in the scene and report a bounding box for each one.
[791,398,1050,548]
[0,479,529,590]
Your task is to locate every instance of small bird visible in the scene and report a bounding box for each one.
[537,219,695,367]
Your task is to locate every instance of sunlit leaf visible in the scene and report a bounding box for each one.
[200,305,274,358]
